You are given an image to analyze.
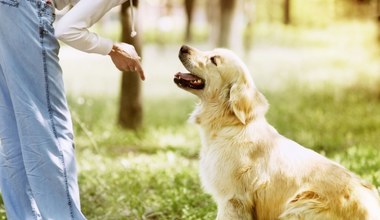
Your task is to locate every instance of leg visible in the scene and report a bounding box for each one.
[216,198,254,220]
[0,63,41,220]
[0,1,85,219]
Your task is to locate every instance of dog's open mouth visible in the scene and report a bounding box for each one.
[174,72,205,90]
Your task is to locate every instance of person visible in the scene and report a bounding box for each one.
[0,0,143,219]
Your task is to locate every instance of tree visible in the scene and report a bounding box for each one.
[184,0,237,48]
[119,0,143,129]
[377,0,380,42]
[218,0,237,47]
[184,0,195,42]
[283,0,291,25]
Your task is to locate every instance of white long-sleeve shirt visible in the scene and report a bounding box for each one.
[54,0,128,55]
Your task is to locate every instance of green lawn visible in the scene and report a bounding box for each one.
[0,21,379,219]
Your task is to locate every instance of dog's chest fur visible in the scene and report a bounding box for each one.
[199,139,242,197]
[197,123,272,202]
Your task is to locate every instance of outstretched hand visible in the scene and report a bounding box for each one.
[108,42,145,80]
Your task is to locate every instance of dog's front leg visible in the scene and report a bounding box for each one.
[216,198,255,220]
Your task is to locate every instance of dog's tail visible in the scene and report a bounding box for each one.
[279,182,380,220]
[279,189,334,219]
[355,181,380,220]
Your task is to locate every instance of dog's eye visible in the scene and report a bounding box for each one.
[210,56,219,66]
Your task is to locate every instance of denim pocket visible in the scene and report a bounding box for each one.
[36,0,59,56]
[39,2,56,35]
[0,0,19,7]
[41,2,55,23]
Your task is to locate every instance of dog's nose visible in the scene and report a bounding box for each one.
[180,45,190,54]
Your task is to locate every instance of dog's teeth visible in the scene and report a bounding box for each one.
[191,79,201,84]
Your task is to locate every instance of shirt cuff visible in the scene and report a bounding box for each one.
[96,38,114,55]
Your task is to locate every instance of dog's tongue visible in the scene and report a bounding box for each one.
[175,72,198,81]
[174,72,205,89]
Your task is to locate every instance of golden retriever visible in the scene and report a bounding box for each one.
[173,45,380,220]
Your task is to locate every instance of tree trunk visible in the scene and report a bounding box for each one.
[118,0,143,129]
[218,0,237,47]
[377,0,380,43]
[243,0,256,56]
[184,0,195,42]
[284,0,291,25]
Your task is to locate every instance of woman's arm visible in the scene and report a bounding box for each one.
[55,0,126,55]
[55,0,145,80]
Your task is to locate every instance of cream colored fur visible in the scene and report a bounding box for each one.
[176,45,380,220]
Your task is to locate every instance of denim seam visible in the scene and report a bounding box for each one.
[26,187,41,220]
[26,0,46,4]
[37,4,75,220]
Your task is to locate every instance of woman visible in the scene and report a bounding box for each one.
[0,0,142,219]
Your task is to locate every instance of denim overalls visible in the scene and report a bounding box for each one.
[0,0,86,219]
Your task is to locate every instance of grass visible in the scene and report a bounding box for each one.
[78,150,215,220]
[68,95,216,219]
[266,82,380,153]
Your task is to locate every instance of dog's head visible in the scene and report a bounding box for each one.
[174,45,268,125]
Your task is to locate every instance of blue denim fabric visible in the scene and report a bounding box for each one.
[0,0,86,219]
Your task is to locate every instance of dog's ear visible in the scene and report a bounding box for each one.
[229,83,254,125]
[229,82,268,125]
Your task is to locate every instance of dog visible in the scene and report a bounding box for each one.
[173,45,380,219]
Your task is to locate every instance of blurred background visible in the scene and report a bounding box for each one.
[60,0,380,99]
[1,0,379,219]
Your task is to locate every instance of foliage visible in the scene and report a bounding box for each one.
[255,0,377,26]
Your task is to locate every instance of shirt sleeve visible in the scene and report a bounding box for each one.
[55,0,127,55]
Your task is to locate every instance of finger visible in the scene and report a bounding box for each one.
[133,61,145,80]
[137,66,145,81]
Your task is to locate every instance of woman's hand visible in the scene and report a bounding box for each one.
[108,43,145,80]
